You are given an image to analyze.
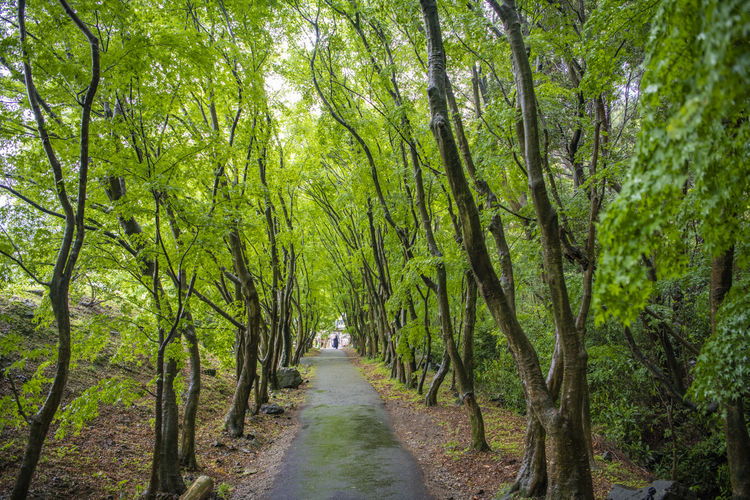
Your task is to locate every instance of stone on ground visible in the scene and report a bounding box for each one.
[260,403,285,415]
[277,367,303,388]
[607,480,697,500]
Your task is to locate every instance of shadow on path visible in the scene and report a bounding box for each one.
[269,349,432,499]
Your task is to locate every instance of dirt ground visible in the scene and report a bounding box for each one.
[0,295,310,499]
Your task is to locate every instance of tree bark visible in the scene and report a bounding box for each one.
[159,356,185,493]
[179,315,200,470]
[418,290,432,395]
[224,229,261,437]
[512,403,547,496]
[725,397,750,500]
[146,328,165,499]
[426,349,450,407]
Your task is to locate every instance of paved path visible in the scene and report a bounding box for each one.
[269,349,432,500]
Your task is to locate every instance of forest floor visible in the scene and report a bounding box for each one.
[0,294,311,499]
[349,349,652,500]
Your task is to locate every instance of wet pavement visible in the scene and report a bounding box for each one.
[269,349,432,500]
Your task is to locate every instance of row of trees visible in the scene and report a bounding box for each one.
[283,0,749,498]
[1,0,329,497]
[1,0,748,498]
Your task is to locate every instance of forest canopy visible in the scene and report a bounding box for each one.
[1,0,748,498]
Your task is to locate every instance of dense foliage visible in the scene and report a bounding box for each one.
[1,0,747,498]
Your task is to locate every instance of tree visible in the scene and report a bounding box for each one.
[597,0,750,496]
[420,0,595,496]
[3,1,100,497]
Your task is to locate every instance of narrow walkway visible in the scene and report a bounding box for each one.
[269,349,432,500]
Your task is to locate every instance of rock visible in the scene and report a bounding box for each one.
[241,467,258,476]
[602,450,614,461]
[606,480,698,500]
[179,475,213,500]
[277,367,303,388]
[489,395,505,406]
[21,303,35,318]
[202,368,217,377]
[260,403,285,415]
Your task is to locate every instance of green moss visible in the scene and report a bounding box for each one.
[297,404,402,495]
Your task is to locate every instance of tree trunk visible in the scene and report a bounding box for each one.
[235,326,245,381]
[546,416,592,498]
[180,318,200,470]
[514,332,561,493]
[426,349,450,407]
[270,318,282,390]
[159,356,185,493]
[459,272,490,451]
[12,2,99,496]
[255,353,271,414]
[725,397,750,499]
[146,331,165,499]
[225,326,258,436]
[511,405,547,497]
[12,286,72,500]
[418,323,431,395]
[224,222,262,437]
[421,0,592,494]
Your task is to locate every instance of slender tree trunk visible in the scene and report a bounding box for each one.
[407,41,489,447]
[512,404,547,496]
[224,228,261,437]
[459,273,490,451]
[426,349,450,407]
[725,398,750,499]
[270,317,282,390]
[159,356,185,493]
[255,353,271,413]
[146,330,165,499]
[179,317,200,470]
[12,2,99,496]
[225,322,259,436]
[12,286,72,500]
[417,322,431,395]
[234,284,244,381]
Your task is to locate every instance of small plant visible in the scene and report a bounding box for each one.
[217,482,232,499]
[443,439,466,461]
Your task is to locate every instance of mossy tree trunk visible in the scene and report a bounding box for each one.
[179,316,200,470]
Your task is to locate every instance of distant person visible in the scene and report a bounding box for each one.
[332,335,339,349]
